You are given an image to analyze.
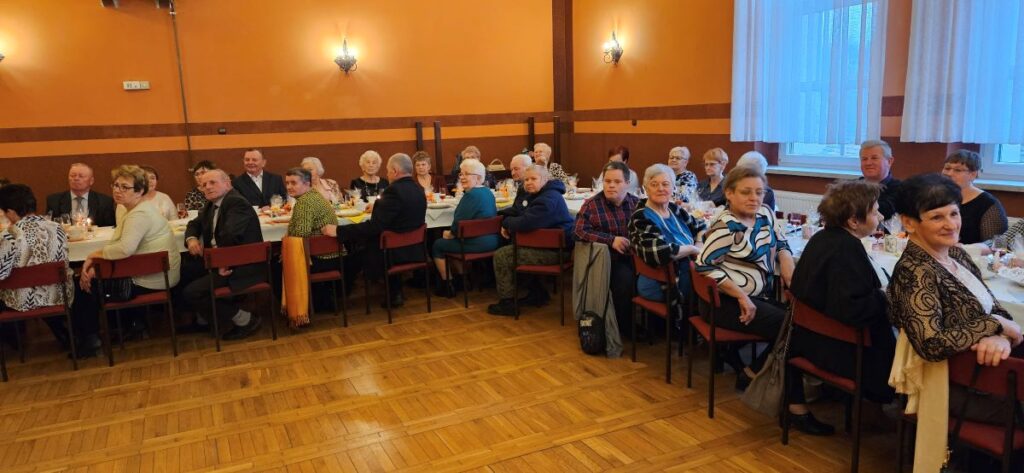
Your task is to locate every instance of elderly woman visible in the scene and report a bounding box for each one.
[940,149,1008,244]
[735,151,776,210]
[350,150,389,202]
[668,146,698,201]
[80,165,181,338]
[299,157,341,205]
[575,161,641,335]
[487,165,574,316]
[412,151,446,193]
[695,165,793,388]
[532,142,569,184]
[432,159,498,297]
[696,148,728,206]
[786,180,897,436]
[628,164,706,333]
[0,184,82,354]
[888,175,1023,470]
[133,166,176,221]
[284,167,341,326]
[184,160,216,211]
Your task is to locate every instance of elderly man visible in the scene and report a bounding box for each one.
[46,163,116,227]
[487,165,574,316]
[322,153,426,307]
[180,170,265,340]
[573,161,640,333]
[499,153,533,217]
[232,149,287,207]
[859,139,901,221]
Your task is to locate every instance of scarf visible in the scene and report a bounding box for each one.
[280,236,310,327]
[889,330,948,473]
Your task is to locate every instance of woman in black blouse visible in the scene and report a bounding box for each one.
[787,180,896,435]
[350,150,389,202]
[696,148,728,206]
[940,149,1007,244]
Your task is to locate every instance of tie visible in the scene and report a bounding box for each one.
[210,204,220,247]
[74,196,85,215]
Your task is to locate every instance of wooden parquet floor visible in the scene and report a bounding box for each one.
[0,285,900,472]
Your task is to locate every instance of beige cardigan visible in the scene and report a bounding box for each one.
[103,200,180,290]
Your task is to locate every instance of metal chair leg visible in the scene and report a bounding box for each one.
[686,323,694,388]
[708,339,716,419]
[665,315,672,384]
[384,273,393,325]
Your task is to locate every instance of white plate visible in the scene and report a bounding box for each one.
[271,215,291,223]
[565,194,587,200]
[336,209,363,217]
[998,267,1024,286]
[575,187,592,193]
[428,203,453,209]
[495,197,511,204]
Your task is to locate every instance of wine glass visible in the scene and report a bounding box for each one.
[567,174,578,193]
[176,203,188,219]
[270,194,283,216]
[59,214,72,229]
[72,206,87,225]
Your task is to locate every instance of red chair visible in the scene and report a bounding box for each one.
[631,254,681,384]
[898,352,1024,473]
[369,224,431,324]
[93,251,177,367]
[512,228,573,325]
[204,242,277,352]
[0,261,76,381]
[304,236,348,327]
[444,216,503,308]
[781,295,872,473]
[687,261,767,418]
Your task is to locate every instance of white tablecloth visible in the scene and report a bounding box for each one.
[68,196,588,262]
[786,235,1024,324]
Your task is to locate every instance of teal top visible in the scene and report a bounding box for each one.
[451,186,497,233]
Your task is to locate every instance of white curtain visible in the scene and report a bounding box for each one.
[901,0,1024,144]
[731,0,889,144]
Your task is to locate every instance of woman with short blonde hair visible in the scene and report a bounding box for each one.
[697,148,729,206]
[431,158,499,297]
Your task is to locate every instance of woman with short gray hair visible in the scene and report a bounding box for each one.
[667,146,698,201]
[350,150,389,202]
[301,157,341,205]
[432,159,499,297]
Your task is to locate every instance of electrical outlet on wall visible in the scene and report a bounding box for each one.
[122,80,151,91]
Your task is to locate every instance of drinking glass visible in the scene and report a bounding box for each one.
[176,203,188,219]
[270,194,284,216]
[59,214,72,228]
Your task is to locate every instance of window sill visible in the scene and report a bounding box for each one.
[767,166,1024,193]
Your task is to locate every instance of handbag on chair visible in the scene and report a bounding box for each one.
[740,302,794,417]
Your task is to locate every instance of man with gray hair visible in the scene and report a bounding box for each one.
[499,153,533,217]
[322,153,426,307]
[858,139,901,220]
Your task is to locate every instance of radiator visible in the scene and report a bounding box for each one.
[774,190,823,217]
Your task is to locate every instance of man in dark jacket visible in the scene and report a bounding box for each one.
[322,153,427,307]
[46,163,117,227]
[180,170,265,340]
[488,164,574,316]
[232,149,287,208]
[858,139,901,222]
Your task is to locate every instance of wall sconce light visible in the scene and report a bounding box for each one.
[602,32,623,65]
[0,52,5,63]
[334,39,358,74]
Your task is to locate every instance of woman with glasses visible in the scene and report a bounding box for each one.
[667,146,698,201]
[940,149,1008,244]
[696,148,728,206]
[79,165,181,339]
[184,161,216,211]
[431,159,498,297]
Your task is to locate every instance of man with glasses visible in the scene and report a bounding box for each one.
[45,163,116,227]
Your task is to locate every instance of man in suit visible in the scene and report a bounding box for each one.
[180,170,265,340]
[859,139,901,222]
[45,163,117,227]
[322,153,427,307]
[231,149,287,208]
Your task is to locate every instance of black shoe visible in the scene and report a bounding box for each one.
[735,370,752,392]
[434,281,455,298]
[222,315,262,341]
[517,290,549,307]
[788,412,836,436]
[487,299,518,317]
[380,293,405,308]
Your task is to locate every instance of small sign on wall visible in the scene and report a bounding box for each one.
[122,80,150,91]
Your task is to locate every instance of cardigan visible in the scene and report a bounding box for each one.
[103,200,181,290]
[887,241,1008,362]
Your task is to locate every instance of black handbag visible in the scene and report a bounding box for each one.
[576,245,609,356]
[102,277,135,303]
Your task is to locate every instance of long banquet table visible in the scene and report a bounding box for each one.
[68,196,588,262]
[785,233,1024,324]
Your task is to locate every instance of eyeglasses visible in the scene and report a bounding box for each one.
[668,155,688,161]
[111,183,136,192]
[942,165,971,174]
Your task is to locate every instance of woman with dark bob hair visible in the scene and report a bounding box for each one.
[940,149,1007,244]
[890,173,1022,413]
[784,180,897,434]
[0,184,81,353]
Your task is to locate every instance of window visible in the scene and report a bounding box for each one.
[980,144,1024,181]
[779,143,862,170]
